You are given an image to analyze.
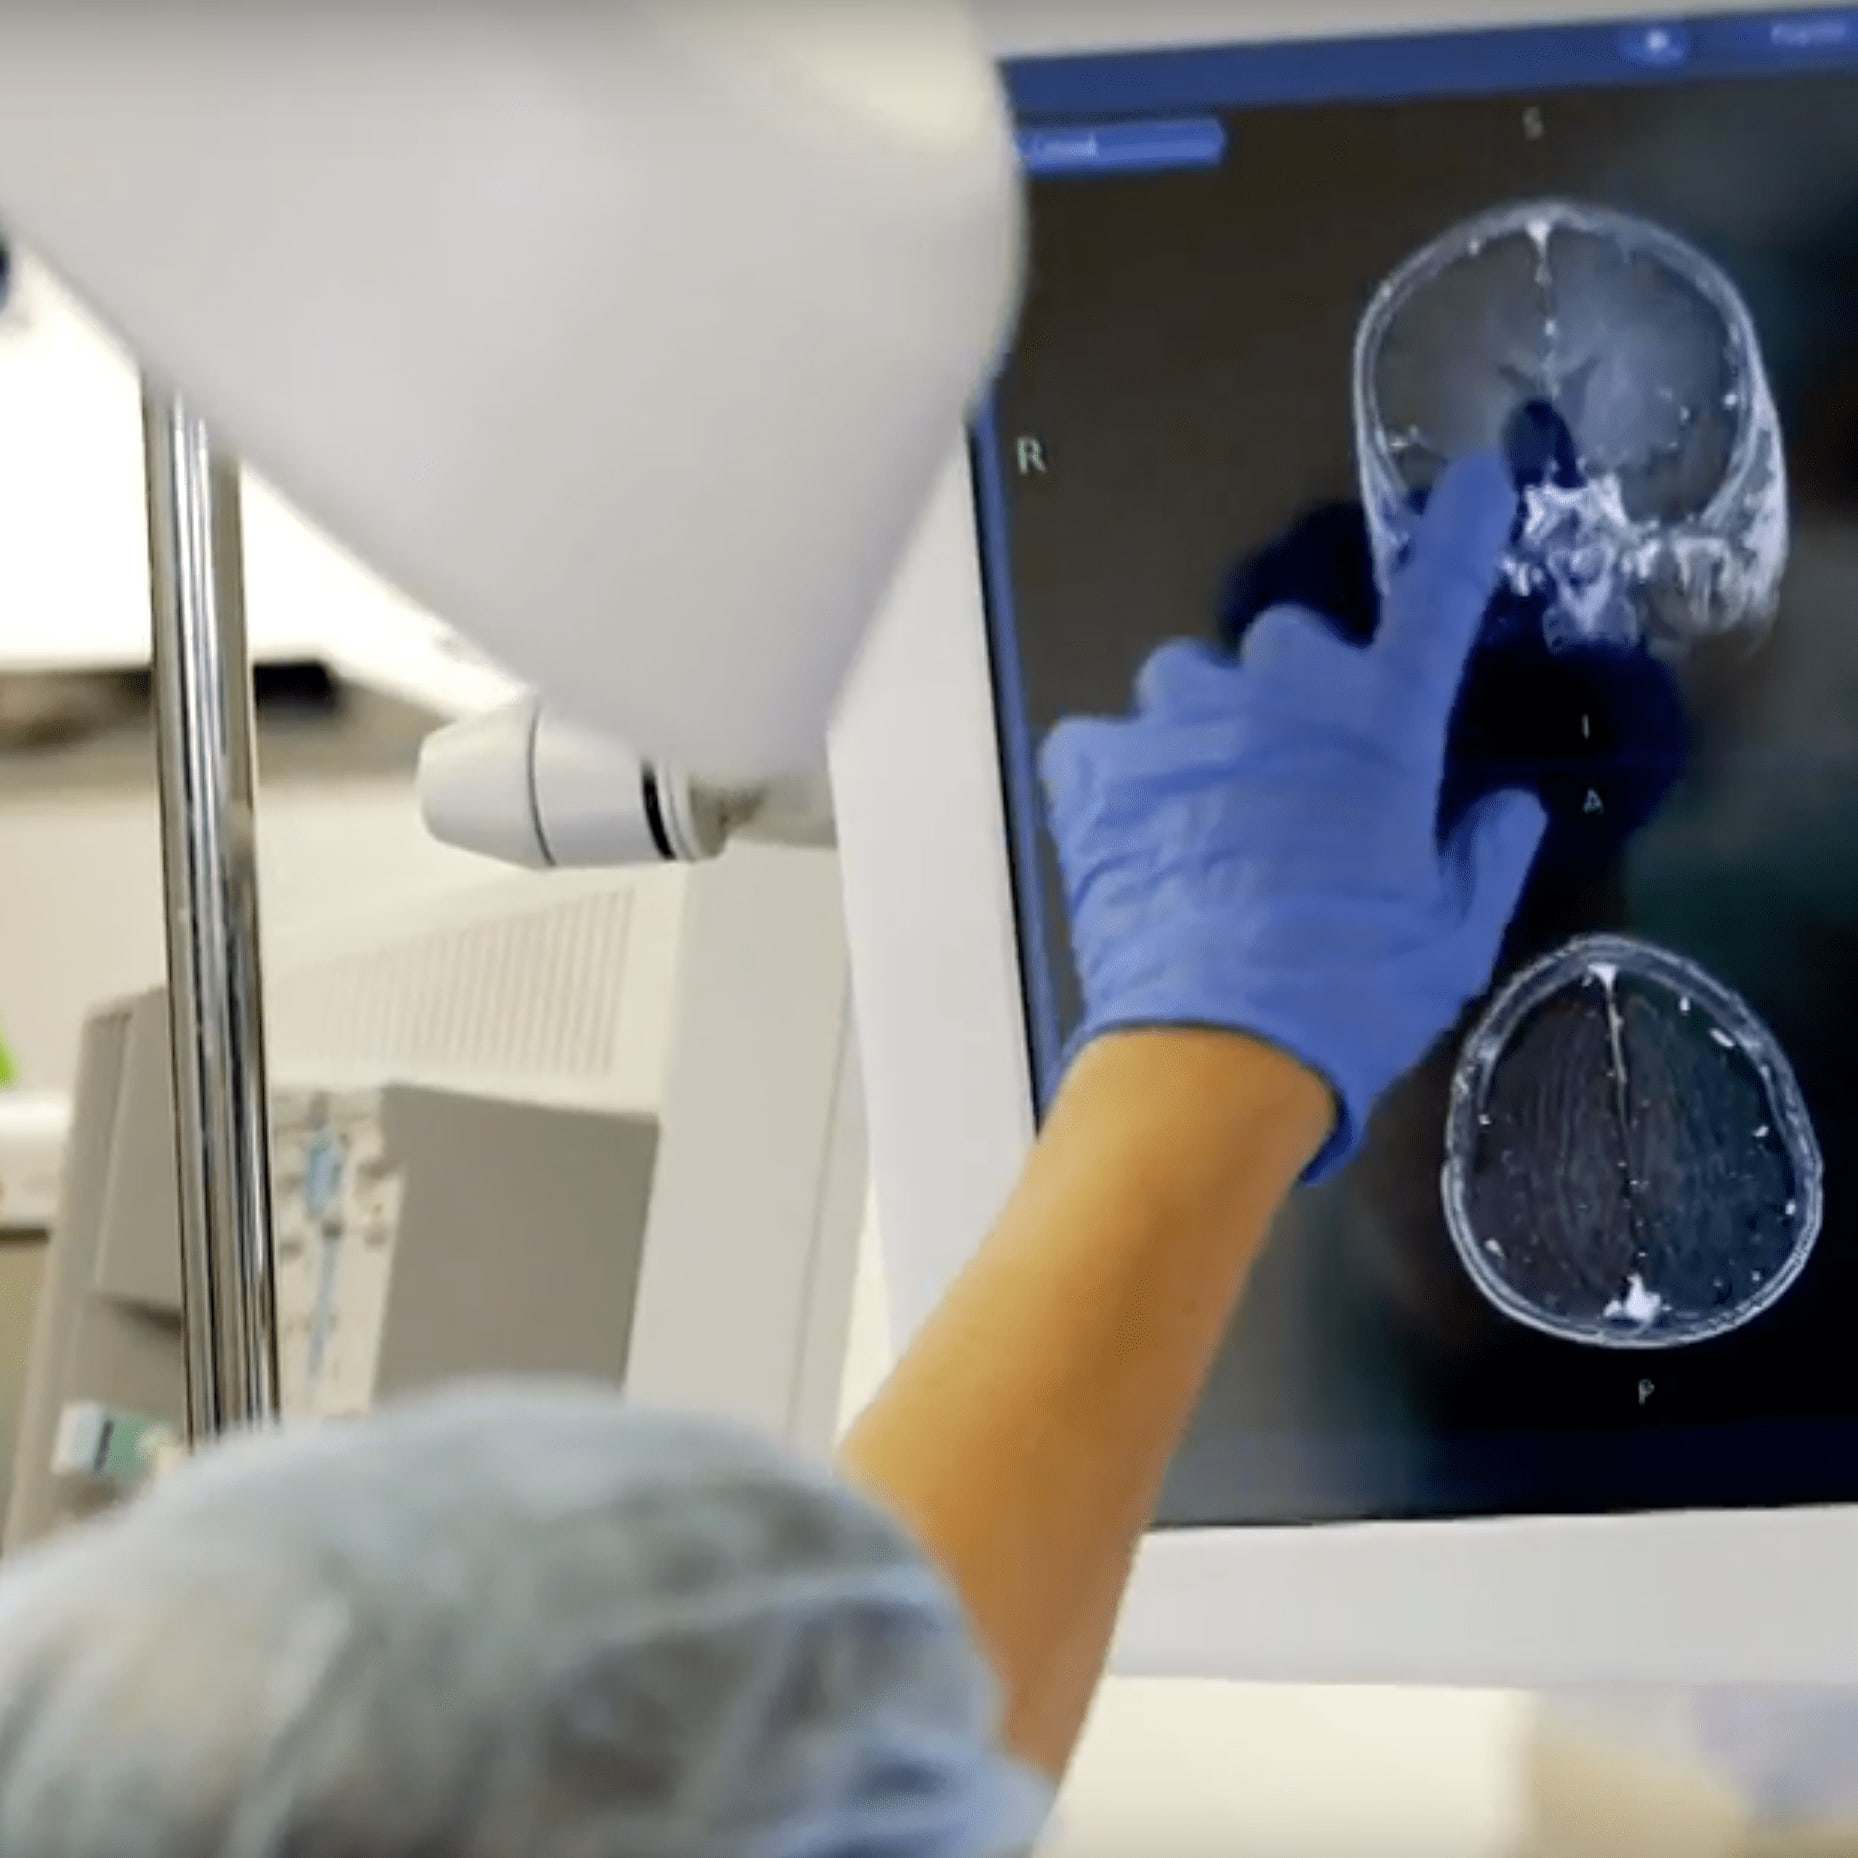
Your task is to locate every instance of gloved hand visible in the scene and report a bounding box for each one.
[1040,453,1548,1181]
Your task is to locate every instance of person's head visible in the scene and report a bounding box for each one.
[0,1384,1047,1857]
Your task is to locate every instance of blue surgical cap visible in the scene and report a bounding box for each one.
[0,1383,1050,1858]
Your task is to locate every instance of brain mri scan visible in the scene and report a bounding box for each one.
[1356,200,1788,657]
[1444,934,1823,1350]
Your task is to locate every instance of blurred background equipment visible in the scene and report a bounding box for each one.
[4,850,861,1550]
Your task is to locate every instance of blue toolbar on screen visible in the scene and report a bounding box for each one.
[1008,8,1858,124]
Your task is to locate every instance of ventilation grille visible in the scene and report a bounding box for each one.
[267,883,634,1093]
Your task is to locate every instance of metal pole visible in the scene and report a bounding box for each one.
[142,385,280,1438]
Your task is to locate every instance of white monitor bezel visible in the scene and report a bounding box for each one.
[832,0,1858,1685]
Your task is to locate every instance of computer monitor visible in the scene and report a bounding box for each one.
[836,0,1858,1683]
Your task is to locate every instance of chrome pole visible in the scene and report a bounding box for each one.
[142,385,280,1438]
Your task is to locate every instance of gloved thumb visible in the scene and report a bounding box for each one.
[1449,788,1547,938]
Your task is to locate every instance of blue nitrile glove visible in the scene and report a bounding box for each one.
[1040,453,1548,1181]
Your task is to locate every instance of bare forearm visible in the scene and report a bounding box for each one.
[838,1031,1330,1779]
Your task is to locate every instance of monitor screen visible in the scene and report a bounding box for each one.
[976,7,1858,1527]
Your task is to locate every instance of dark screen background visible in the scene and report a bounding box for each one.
[982,68,1858,1525]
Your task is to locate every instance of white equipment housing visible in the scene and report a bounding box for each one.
[0,5,1023,780]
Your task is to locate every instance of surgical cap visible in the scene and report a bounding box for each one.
[0,1383,1049,1858]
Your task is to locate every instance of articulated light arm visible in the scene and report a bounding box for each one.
[417,696,836,870]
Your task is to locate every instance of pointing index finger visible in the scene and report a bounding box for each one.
[1378,451,1518,715]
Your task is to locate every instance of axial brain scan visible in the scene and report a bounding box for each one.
[1356,201,1789,656]
[1444,935,1823,1351]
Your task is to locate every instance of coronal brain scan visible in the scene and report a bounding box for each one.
[1357,201,1789,657]
[979,15,1858,1526]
